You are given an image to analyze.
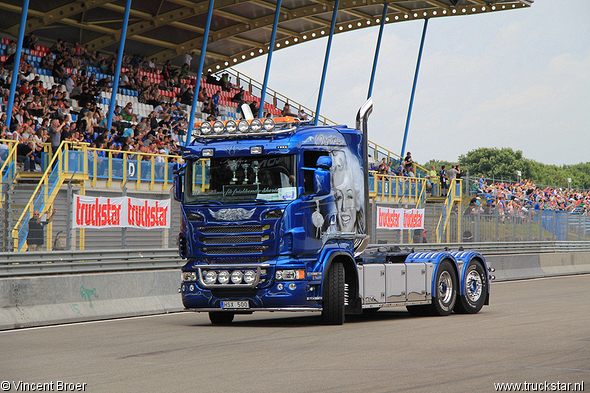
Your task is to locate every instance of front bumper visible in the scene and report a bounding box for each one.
[180,279,322,310]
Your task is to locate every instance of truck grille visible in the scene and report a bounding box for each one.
[200,235,262,244]
[199,225,262,234]
[202,246,269,254]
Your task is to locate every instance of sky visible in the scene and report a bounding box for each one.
[232,0,590,166]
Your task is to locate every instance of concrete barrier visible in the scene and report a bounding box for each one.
[486,251,590,282]
[0,270,183,330]
[2,251,590,330]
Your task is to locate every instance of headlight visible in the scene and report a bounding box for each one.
[263,118,275,132]
[203,270,217,285]
[238,120,250,133]
[250,119,262,133]
[182,271,197,282]
[275,269,305,281]
[244,270,256,285]
[218,270,230,284]
[264,209,284,219]
[213,121,225,135]
[200,122,212,135]
[226,120,237,134]
[250,146,263,155]
[231,270,244,284]
[201,148,214,157]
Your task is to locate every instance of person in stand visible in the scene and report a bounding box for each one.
[377,158,389,180]
[27,208,56,251]
[403,152,414,176]
[281,103,296,117]
[440,165,448,197]
[17,141,36,172]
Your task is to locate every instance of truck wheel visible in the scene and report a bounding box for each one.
[454,260,487,314]
[209,312,234,325]
[428,260,457,316]
[321,262,345,325]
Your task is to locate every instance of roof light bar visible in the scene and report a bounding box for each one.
[193,117,299,138]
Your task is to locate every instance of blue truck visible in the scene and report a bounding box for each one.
[174,100,490,325]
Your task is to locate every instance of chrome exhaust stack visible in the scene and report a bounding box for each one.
[354,98,373,256]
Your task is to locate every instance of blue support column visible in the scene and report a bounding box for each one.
[4,0,30,131]
[368,3,388,99]
[106,0,132,134]
[258,0,283,119]
[186,0,216,147]
[314,0,340,126]
[400,18,428,158]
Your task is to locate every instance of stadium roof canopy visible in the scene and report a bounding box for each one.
[0,0,532,73]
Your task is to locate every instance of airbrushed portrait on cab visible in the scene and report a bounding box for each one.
[311,146,366,244]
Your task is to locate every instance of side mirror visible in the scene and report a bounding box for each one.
[314,156,332,196]
[173,163,184,202]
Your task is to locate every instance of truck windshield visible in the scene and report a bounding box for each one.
[185,155,297,204]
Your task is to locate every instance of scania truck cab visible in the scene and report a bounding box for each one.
[175,100,490,325]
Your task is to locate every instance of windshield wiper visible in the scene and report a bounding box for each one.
[197,200,223,205]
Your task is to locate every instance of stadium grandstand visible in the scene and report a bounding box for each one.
[0,0,534,252]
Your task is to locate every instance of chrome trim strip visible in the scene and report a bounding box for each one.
[185,307,323,312]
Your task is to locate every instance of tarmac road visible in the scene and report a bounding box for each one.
[1,274,589,393]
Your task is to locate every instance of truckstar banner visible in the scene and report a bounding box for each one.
[73,195,171,229]
[376,207,425,230]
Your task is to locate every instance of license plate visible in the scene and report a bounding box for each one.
[221,301,249,309]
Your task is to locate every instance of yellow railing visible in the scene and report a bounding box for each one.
[10,141,181,251]
[369,171,427,205]
[435,179,463,243]
[0,139,19,208]
[11,141,72,251]
[59,143,181,191]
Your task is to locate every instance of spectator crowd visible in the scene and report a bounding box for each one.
[0,36,303,172]
[465,177,590,217]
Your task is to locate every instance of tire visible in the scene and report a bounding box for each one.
[454,260,487,314]
[209,311,234,325]
[427,260,457,316]
[321,262,345,325]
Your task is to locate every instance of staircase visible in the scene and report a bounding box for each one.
[11,142,87,251]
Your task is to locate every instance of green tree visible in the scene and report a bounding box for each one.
[458,147,531,182]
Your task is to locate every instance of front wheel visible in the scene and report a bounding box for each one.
[427,260,457,316]
[321,262,345,325]
[454,260,487,314]
[209,312,234,325]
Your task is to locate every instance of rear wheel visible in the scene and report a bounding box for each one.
[427,260,457,316]
[454,260,487,314]
[209,312,234,325]
[321,262,345,325]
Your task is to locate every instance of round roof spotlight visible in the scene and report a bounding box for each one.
[250,119,262,133]
[213,121,225,135]
[226,120,237,134]
[262,118,275,132]
[238,120,250,133]
[200,122,212,135]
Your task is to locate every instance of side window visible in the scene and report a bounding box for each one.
[302,151,328,194]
